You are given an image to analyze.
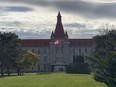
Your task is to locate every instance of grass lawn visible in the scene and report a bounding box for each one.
[0,73,108,87]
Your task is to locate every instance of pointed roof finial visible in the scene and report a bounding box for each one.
[57,11,61,17]
[51,31,54,38]
[65,31,68,37]
[51,31,54,35]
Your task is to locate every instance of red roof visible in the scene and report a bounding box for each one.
[21,39,95,47]
[21,39,50,47]
[69,39,96,46]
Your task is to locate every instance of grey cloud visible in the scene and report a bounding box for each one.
[2,0,116,19]
[0,21,22,25]
[0,21,52,39]
[37,1,116,19]
[6,6,33,12]
[0,0,112,39]
[1,0,116,18]
[6,28,97,39]
[67,28,98,38]
[15,30,51,39]
[0,27,51,39]
[64,23,86,28]
[0,6,33,12]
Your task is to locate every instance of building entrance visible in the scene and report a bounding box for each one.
[53,65,66,72]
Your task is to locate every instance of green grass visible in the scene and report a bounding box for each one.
[0,73,107,87]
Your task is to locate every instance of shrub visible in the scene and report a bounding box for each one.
[66,63,90,74]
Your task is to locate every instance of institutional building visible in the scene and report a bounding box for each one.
[21,12,96,72]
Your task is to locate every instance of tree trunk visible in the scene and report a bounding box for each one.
[7,66,10,76]
[17,67,20,75]
[1,62,4,76]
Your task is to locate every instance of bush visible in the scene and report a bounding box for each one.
[66,62,90,74]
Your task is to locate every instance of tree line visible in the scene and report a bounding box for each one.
[0,32,39,76]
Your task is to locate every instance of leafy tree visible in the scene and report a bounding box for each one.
[0,32,20,76]
[16,50,40,75]
[89,28,116,87]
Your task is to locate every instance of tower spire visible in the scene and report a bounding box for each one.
[57,11,61,18]
[54,12,65,38]
[65,31,68,36]
[57,11,62,23]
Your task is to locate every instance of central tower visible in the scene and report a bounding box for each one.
[49,12,70,72]
[51,12,68,39]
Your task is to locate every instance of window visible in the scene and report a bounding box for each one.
[44,64,46,70]
[73,49,75,54]
[61,48,63,54]
[73,55,76,62]
[44,56,46,62]
[85,48,87,53]
[56,49,57,54]
[79,49,81,53]
[85,56,88,61]
[38,65,40,70]
[56,47,58,54]
[82,53,84,56]
[38,49,40,54]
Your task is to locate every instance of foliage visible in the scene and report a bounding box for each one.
[66,55,89,74]
[0,32,40,76]
[0,32,21,76]
[90,29,116,87]
[73,55,84,63]
[66,63,89,74]
[16,50,40,75]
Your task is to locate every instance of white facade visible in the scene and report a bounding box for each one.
[22,42,95,72]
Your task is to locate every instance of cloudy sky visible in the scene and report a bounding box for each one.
[0,0,116,39]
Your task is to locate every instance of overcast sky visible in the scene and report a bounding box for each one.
[0,0,116,39]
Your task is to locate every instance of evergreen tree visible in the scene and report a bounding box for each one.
[90,29,116,87]
[66,55,89,74]
[0,32,20,76]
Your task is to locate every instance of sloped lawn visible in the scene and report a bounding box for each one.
[0,73,108,87]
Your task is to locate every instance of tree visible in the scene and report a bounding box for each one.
[89,26,116,87]
[16,50,39,75]
[0,32,20,76]
[66,55,89,74]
